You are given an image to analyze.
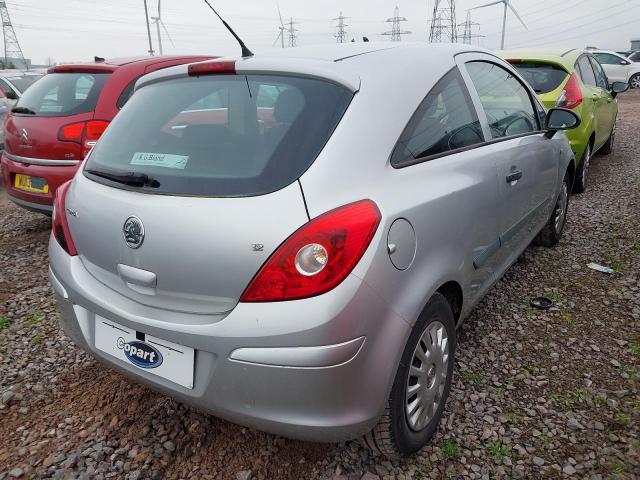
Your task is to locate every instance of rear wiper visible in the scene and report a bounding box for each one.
[11,106,36,115]
[85,168,160,188]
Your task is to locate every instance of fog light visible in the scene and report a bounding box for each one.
[295,243,328,276]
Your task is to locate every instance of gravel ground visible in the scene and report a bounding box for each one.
[1,91,639,480]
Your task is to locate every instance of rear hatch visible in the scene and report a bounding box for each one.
[508,60,569,109]
[5,68,112,160]
[67,70,353,314]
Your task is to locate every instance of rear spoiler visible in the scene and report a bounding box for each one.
[47,64,117,74]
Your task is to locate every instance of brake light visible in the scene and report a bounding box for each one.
[58,120,110,159]
[188,60,236,77]
[58,122,85,143]
[240,200,381,302]
[52,181,78,256]
[557,73,583,109]
[83,120,110,158]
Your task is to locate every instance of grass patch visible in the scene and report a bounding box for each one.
[24,312,43,329]
[0,316,11,330]
[31,335,44,344]
[628,344,640,356]
[504,410,520,423]
[486,440,512,460]
[614,413,630,425]
[460,370,482,385]
[593,394,606,407]
[561,313,574,329]
[493,387,504,397]
[558,388,587,407]
[546,291,564,303]
[441,440,460,460]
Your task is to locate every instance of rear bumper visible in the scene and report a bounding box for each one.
[48,235,411,442]
[0,152,80,211]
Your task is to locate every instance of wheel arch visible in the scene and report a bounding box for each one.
[435,281,463,326]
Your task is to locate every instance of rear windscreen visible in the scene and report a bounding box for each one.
[14,72,109,116]
[84,74,353,197]
[510,62,568,94]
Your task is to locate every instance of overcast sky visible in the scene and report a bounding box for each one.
[8,0,640,64]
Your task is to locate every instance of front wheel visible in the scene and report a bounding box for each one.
[363,293,456,457]
[535,172,570,248]
[630,73,640,89]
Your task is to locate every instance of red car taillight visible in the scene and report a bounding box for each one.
[52,181,78,256]
[240,200,381,302]
[557,73,583,109]
[58,120,110,159]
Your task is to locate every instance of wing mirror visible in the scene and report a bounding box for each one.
[610,81,630,98]
[544,108,581,139]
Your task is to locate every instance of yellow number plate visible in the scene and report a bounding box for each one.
[14,174,49,194]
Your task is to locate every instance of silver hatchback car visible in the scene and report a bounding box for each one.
[49,43,579,456]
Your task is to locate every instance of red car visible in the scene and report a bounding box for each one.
[1,55,213,214]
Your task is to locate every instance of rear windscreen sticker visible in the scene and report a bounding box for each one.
[130,152,189,170]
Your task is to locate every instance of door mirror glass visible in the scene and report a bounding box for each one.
[5,89,18,100]
[546,108,581,132]
[620,60,630,65]
[611,81,630,94]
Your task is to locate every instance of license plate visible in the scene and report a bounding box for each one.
[94,317,195,389]
[14,174,49,194]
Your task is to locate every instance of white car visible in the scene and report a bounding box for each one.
[592,50,640,88]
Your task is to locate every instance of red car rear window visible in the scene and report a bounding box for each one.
[14,73,109,117]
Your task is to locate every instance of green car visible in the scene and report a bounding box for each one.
[500,48,628,193]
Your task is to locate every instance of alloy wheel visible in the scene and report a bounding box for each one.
[581,145,591,188]
[631,75,640,89]
[554,181,569,235]
[405,320,449,431]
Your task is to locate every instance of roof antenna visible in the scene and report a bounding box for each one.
[202,0,254,58]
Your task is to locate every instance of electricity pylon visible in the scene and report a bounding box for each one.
[287,18,298,47]
[429,0,457,43]
[334,12,349,44]
[459,10,484,45]
[0,1,27,69]
[382,6,411,42]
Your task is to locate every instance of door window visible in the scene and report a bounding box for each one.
[466,61,538,140]
[576,56,597,87]
[593,53,626,65]
[589,56,609,90]
[391,68,483,166]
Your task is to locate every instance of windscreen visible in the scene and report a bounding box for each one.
[7,74,43,94]
[510,62,568,94]
[84,74,353,197]
[14,72,109,116]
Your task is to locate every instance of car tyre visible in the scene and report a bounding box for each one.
[535,171,570,248]
[572,144,590,194]
[630,73,640,89]
[362,293,455,458]
[599,122,616,155]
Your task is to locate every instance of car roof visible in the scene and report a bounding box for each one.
[499,47,591,69]
[138,42,490,93]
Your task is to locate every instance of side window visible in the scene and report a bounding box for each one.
[391,67,483,166]
[589,57,609,90]
[576,56,597,87]
[117,80,137,109]
[594,53,624,65]
[0,79,14,97]
[257,85,281,108]
[466,61,538,140]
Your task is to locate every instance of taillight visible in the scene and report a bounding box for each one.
[240,200,381,302]
[52,181,78,256]
[188,60,236,76]
[58,120,110,159]
[58,122,85,143]
[557,73,583,109]
[83,120,109,158]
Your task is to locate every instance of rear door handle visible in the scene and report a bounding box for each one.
[506,170,523,184]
